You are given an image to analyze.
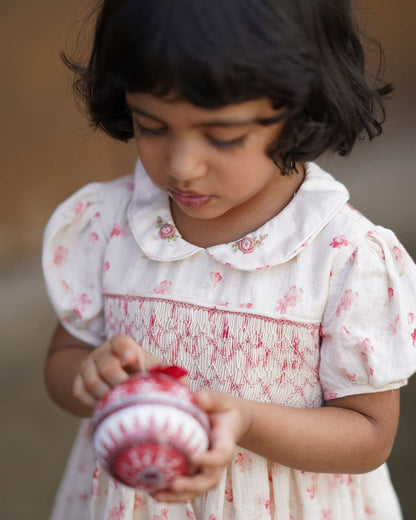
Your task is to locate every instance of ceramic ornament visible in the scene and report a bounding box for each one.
[92,366,210,492]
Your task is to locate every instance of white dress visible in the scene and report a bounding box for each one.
[43,161,416,520]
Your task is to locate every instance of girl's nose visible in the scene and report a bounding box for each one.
[166,137,207,182]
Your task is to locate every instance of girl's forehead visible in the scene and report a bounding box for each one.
[125,92,276,124]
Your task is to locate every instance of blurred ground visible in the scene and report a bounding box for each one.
[1,0,415,519]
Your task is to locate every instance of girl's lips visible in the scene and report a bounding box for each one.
[169,189,213,208]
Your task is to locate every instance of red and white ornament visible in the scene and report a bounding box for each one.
[92,366,210,492]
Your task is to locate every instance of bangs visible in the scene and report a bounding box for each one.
[96,0,313,109]
[72,0,391,172]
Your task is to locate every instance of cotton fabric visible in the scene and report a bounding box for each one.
[43,161,416,519]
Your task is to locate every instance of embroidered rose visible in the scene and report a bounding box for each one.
[156,217,178,241]
[159,223,176,239]
[232,234,268,254]
[237,237,255,254]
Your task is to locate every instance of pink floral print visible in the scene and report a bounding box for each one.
[151,508,168,520]
[341,368,357,382]
[329,235,349,248]
[89,231,99,242]
[335,289,358,317]
[348,248,358,265]
[232,233,268,254]
[234,452,253,473]
[210,272,223,287]
[390,315,400,334]
[134,494,146,510]
[365,505,375,515]
[72,293,92,319]
[107,501,126,520]
[154,280,173,294]
[225,486,234,503]
[256,496,271,512]
[275,286,304,313]
[53,245,68,265]
[110,223,130,239]
[156,217,178,242]
[73,200,91,218]
[392,244,408,267]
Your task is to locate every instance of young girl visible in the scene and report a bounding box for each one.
[43,1,416,519]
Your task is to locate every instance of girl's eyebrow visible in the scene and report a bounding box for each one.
[126,102,282,128]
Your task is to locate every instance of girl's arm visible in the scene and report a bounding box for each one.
[153,388,399,503]
[44,323,160,417]
[235,389,399,473]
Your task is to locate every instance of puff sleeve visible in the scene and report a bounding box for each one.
[320,227,416,400]
[42,183,112,346]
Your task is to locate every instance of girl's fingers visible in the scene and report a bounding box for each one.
[195,390,232,412]
[191,445,232,468]
[73,374,99,408]
[152,466,224,502]
[94,353,131,387]
[109,335,152,373]
[78,359,111,399]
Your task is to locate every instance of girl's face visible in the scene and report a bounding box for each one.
[126,92,295,226]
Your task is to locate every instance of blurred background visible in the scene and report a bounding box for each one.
[0,0,415,518]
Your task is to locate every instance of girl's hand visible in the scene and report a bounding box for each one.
[151,391,251,503]
[73,334,160,408]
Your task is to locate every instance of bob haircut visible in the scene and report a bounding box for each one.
[65,0,392,174]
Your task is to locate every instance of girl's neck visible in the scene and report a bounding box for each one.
[171,168,305,248]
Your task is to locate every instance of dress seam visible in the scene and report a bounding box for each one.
[103,292,321,329]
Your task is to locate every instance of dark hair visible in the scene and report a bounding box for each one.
[64,0,393,174]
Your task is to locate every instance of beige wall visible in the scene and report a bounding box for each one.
[1,1,415,261]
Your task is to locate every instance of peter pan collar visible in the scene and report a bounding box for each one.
[128,160,349,271]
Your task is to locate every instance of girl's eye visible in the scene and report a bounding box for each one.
[208,135,247,151]
[134,122,167,137]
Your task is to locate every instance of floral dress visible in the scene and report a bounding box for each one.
[42,160,416,520]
